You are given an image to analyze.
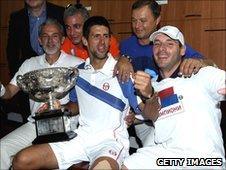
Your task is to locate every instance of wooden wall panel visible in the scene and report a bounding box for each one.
[0,28,8,64]
[0,0,24,27]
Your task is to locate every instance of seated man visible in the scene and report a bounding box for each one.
[12,16,156,170]
[0,18,83,169]
[122,25,226,169]
[120,0,215,149]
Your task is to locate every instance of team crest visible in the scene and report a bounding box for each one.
[103,82,110,91]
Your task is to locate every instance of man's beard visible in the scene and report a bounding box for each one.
[92,51,108,60]
[43,44,60,55]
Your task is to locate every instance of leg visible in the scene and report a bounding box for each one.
[135,122,154,147]
[90,156,119,170]
[0,122,36,169]
[12,143,58,169]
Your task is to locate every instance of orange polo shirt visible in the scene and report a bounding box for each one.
[61,36,120,60]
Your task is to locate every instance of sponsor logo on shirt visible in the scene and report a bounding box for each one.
[158,87,184,119]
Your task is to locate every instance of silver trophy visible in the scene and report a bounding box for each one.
[17,67,79,144]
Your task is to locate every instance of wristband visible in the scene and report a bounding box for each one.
[0,84,6,97]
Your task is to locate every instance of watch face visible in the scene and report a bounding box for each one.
[36,117,65,136]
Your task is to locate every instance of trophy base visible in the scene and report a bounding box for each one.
[32,131,77,144]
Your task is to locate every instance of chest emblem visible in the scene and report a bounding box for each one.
[102,82,110,91]
[158,87,184,119]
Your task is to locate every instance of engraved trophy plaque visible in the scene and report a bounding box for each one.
[17,67,78,144]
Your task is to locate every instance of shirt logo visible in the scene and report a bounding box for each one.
[103,82,110,91]
[109,149,117,156]
[158,87,184,119]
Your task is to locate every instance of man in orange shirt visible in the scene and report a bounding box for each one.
[61,3,120,60]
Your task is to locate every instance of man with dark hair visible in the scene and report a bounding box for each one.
[0,18,83,169]
[120,0,214,149]
[11,16,155,170]
[120,0,212,73]
[122,25,226,169]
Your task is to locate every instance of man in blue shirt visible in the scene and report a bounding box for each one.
[120,0,211,74]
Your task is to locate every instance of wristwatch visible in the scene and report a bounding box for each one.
[122,55,132,63]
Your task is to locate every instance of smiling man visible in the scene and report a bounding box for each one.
[122,26,226,169]
[11,16,156,170]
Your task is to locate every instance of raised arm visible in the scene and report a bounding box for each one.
[133,71,160,122]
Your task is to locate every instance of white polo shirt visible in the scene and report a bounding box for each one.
[152,66,225,158]
[69,53,141,140]
[10,50,83,122]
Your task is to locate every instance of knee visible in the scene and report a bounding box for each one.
[12,151,32,170]
[91,157,118,170]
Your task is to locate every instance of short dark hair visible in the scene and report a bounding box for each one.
[38,18,64,36]
[132,0,161,19]
[83,16,111,39]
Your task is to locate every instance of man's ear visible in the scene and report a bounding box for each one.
[82,36,88,46]
[61,36,65,44]
[156,16,161,26]
[38,37,42,46]
[180,45,186,56]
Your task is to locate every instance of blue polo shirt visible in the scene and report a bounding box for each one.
[120,35,203,72]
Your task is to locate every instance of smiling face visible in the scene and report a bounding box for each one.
[131,5,160,45]
[39,24,64,55]
[83,25,110,61]
[153,33,185,72]
[64,13,84,46]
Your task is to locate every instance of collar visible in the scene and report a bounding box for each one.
[83,53,116,76]
[157,65,180,82]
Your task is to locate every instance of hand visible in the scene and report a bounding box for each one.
[179,58,207,77]
[0,82,6,97]
[124,110,136,127]
[143,93,161,122]
[134,71,153,98]
[37,100,61,113]
[113,55,134,83]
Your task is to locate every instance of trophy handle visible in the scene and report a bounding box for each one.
[16,75,28,92]
[64,68,79,91]
[70,68,79,82]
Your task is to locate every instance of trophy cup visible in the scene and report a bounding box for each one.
[17,67,79,144]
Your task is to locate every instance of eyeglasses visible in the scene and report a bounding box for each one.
[66,3,83,9]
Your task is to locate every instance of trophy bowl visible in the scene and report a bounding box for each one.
[17,67,78,103]
[16,67,79,144]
